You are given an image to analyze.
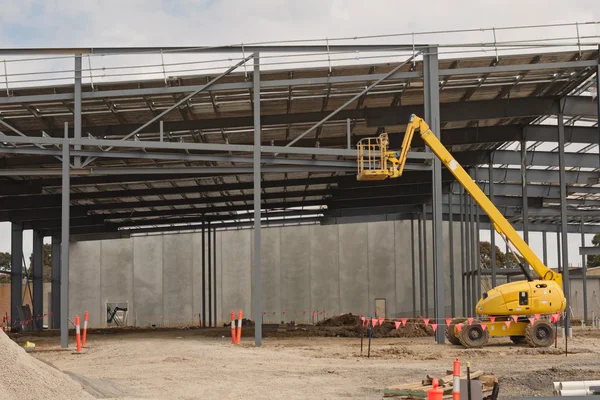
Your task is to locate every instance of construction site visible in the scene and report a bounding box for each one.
[1,20,600,399]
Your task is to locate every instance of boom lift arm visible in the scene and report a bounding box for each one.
[357,114,566,347]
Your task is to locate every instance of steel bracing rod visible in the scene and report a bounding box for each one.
[282,51,421,150]
[81,54,255,167]
[0,119,65,164]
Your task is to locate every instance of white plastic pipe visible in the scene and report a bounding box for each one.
[558,389,592,396]
[553,382,560,392]
[559,380,600,391]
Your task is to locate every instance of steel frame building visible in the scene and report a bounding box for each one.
[1,36,599,347]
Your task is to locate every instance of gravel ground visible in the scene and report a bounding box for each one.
[20,328,600,400]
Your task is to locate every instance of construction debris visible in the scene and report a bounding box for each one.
[384,371,497,399]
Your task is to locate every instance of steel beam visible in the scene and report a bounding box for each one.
[417,213,424,315]
[448,183,455,317]
[542,231,548,265]
[558,112,570,333]
[60,123,70,349]
[32,230,44,331]
[213,227,217,328]
[253,53,262,346]
[459,187,466,316]
[51,234,60,329]
[424,45,445,344]
[411,215,417,317]
[10,221,23,331]
[74,54,82,168]
[202,218,206,329]
[489,163,497,287]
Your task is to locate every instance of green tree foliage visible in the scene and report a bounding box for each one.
[479,241,525,269]
[586,234,600,268]
[0,252,10,283]
[28,244,53,282]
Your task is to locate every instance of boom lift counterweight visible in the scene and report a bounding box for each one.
[357,114,566,347]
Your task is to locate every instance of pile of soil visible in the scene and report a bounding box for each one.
[314,314,434,338]
[500,367,600,394]
[0,331,94,400]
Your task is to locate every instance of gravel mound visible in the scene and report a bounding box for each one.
[315,314,434,338]
[0,331,94,400]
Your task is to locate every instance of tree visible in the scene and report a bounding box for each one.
[587,234,600,268]
[28,244,53,282]
[0,252,10,283]
[479,241,506,268]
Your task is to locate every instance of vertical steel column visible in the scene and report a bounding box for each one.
[542,231,548,266]
[422,205,429,314]
[60,122,70,349]
[521,139,529,268]
[448,184,455,317]
[32,230,44,331]
[417,214,424,315]
[489,163,497,287]
[252,53,263,346]
[459,187,466,316]
[411,215,417,317]
[10,222,23,332]
[558,112,570,333]
[208,221,212,327]
[213,228,217,326]
[597,49,600,171]
[464,191,472,315]
[469,195,477,311]
[556,225,562,271]
[201,217,206,328]
[51,234,61,329]
[424,46,445,343]
[346,118,351,149]
[74,55,82,168]
[581,217,588,324]
[474,167,482,301]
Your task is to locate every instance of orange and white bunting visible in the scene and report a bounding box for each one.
[423,318,430,327]
[431,323,438,332]
[378,317,385,325]
[481,323,487,331]
[394,321,401,330]
[371,318,378,327]
[467,317,473,325]
[456,323,463,332]
[445,318,452,326]
[534,313,541,320]
[511,315,518,323]
[489,316,496,323]
[504,320,511,328]
[401,318,407,327]
[528,317,535,326]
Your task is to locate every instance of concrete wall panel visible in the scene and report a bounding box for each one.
[133,236,163,326]
[220,230,252,319]
[394,220,414,317]
[339,224,368,316]
[69,241,102,327]
[280,226,311,321]
[101,239,134,324]
[310,225,339,318]
[163,234,193,324]
[368,221,396,318]
[260,227,281,324]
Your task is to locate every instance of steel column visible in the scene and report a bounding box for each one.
[489,163,497,287]
[464,192,472,315]
[556,225,562,271]
[10,221,23,331]
[424,46,445,343]
[558,112,570,333]
[60,122,70,349]
[470,194,477,312]
[253,53,263,346]
[542,231,548,265]
[208,221,212,327]
[521,139,529,268]
[581,217,588,325]
[202,218,206,328]
[417,214,424,315]
[32,230,44,331]
[51,234,61,329]
[213,228,217,327]
[74,54,82,168]
[422,205,429,315]
[459,187,466,316]
[475,167,482,302]
[448,184,455,317]
[411,215,417,317]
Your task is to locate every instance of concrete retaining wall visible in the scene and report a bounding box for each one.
[68,220,463,327]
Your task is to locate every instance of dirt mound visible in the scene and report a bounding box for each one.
[501,367,600,393]
[0,331,94,400]
[314,315,433,338]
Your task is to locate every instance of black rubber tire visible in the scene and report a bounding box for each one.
[458,319,490,348]
[525,320,554,347]
[510,336,527,345]
[446,318,466,346]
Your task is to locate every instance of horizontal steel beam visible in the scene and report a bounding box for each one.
[458,149,600,169]
[580,246,600,255]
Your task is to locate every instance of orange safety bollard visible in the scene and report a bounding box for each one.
[452,358,460,400]
[75,315,82,353]
[230,311,236,344]
[82,311,89,347]
[236,310,243,345]
[428,378,443,400]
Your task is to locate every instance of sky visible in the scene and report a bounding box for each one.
[0,0,599,268]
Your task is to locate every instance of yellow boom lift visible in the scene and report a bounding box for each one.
[357,114,566,347]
